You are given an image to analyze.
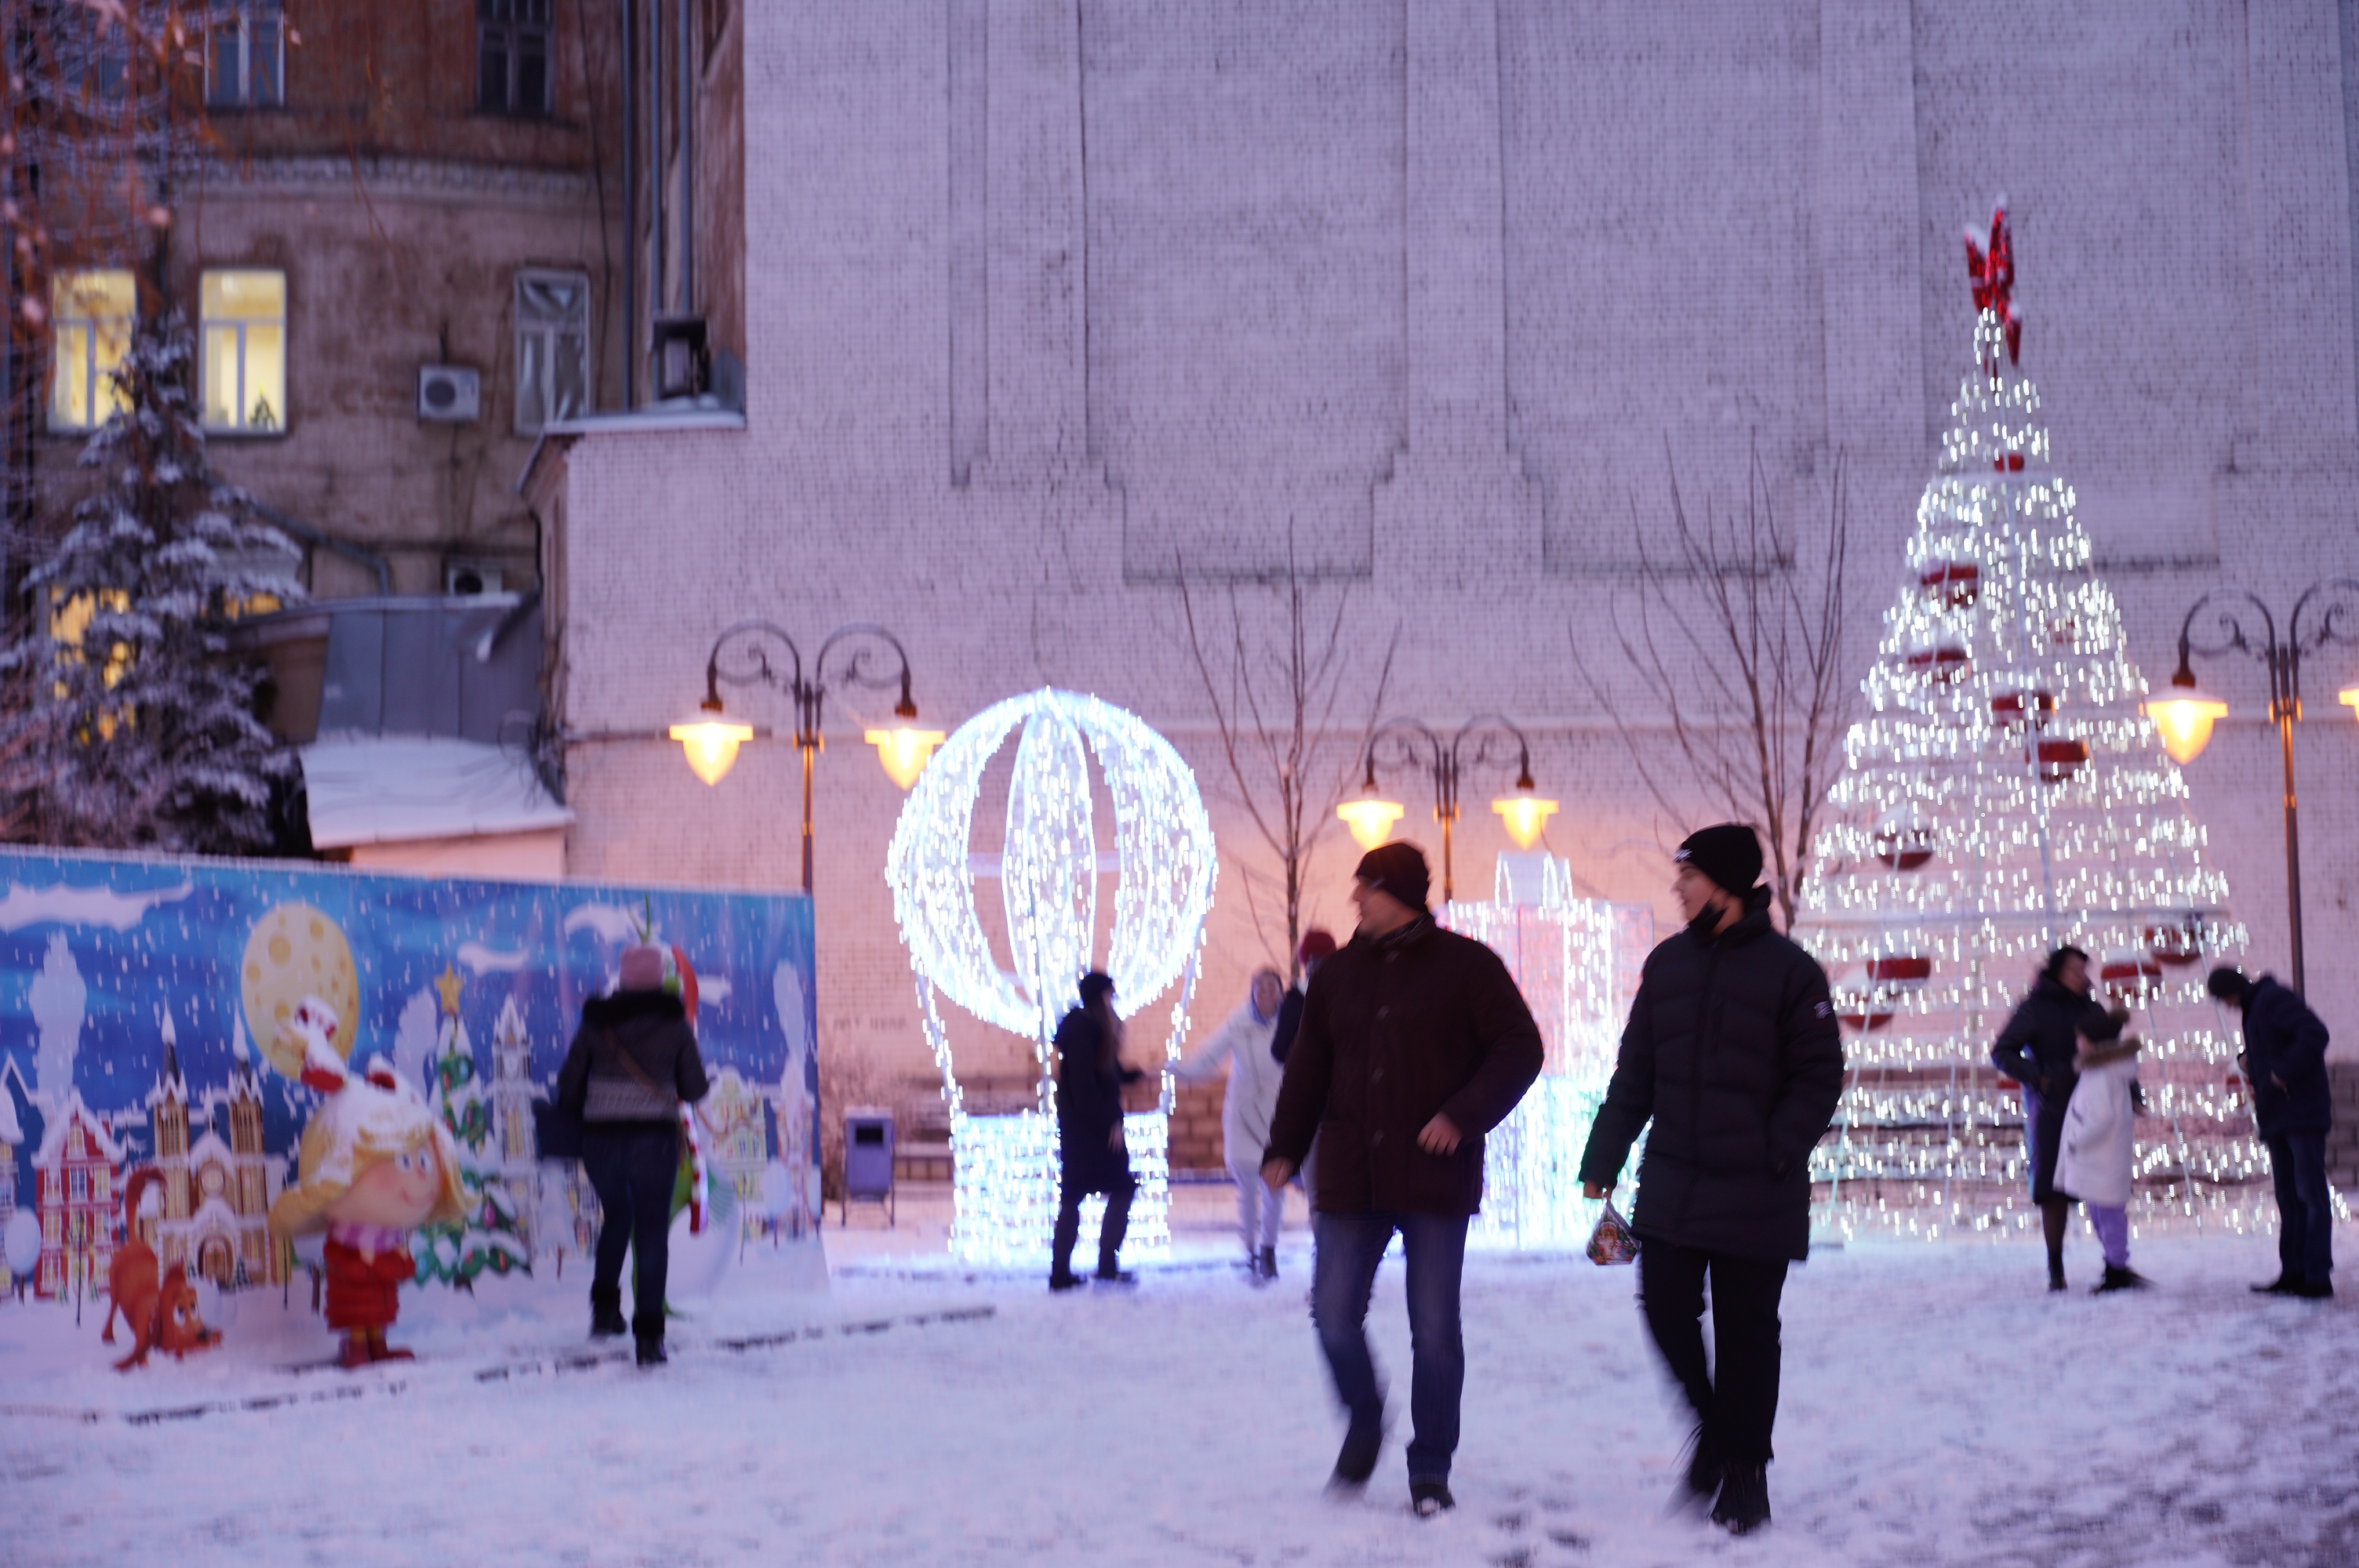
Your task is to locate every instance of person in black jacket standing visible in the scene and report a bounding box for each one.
[1990,947,2124,1291]
[556,942,711,1367]
[1050,971,1146,1291]
[1262,843,1544,1518]
[2208,966,2335,1298]
[1578,825,1844,1537]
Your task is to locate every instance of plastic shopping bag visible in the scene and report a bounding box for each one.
[1586,1199,1640,1266]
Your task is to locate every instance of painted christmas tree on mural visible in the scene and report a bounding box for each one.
[414,969,530,1285]
[1797,201,2259,1238]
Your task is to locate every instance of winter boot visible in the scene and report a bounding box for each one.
[590,1285,627,1339]
[1259,1245,1279,1282]
[1094,1262,1138,1286]
[2293,1277,2335,1300]
[633,1314,667,1367]
[1409,1477,1456,1518]
[1329,1419,1382,1491]
[1672,1425,1723,1515]
[1049,1270,1085,1293]
[2252,1272,2306,1295]
[2092,1265,2149,1294]
[1710,1464,1771,1535]
[2047,1258,2067,1292]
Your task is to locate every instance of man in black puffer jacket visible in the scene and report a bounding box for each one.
[1578,825,1843,1537]
[2208,965,2334,1298]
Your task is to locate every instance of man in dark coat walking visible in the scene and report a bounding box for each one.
[1990,946,2125,1291]
[1261,842,1543,1518]
[1578,824,1844,1537]
[1051,971,1146,1290]
[2208,966,2335,1298]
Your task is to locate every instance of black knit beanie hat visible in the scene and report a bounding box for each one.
[2204,965,2248,1004]
[1078,971,1116,1007]
[1354,841,1431,910]
[1675,824,1763,898]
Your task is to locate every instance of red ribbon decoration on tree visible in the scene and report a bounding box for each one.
[1963,199,2022,369]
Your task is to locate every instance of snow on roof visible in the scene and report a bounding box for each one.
[33,1089,125,1166]
[0,1082,19,1145]
[300,735,573,851]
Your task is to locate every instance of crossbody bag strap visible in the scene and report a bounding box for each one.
[602,1025,671,1100]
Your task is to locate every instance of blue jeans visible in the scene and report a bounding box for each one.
[1311,1210,1469,1483]
[583,1123,679,1336]
[2266,1131,2334,1283]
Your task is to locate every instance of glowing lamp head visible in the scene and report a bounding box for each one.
[671,702,754,787]
[2144,666,2228,766]
[1337,795,1406,852]
[866,728,945,790]
[1490,791,1559,851]
[2341,682,2359,722]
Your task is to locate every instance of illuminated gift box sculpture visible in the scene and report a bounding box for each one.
[884,689,1216,1264]
[1443,851,1650,1249]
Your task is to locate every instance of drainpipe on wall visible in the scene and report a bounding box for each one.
[249,503,394,597]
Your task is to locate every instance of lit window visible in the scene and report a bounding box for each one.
[48,270,136,432]
[514,270,590,433]
[208,1,285,107]
[70,1169,87,1203]
[478,0,554,118]
[202,270,287,434]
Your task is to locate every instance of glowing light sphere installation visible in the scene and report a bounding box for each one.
[1797,214,2252,1242]
[885,689,1216,1263]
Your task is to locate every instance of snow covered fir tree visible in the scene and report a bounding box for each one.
[415,971,531,1287]
[1797,205,2259,1241]
[0,311,299,852]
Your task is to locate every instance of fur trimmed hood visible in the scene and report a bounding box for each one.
[2076,1035,2142,1070]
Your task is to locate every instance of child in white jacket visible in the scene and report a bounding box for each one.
[2054,1032,2148,1293]
[1175,969,1288,1279]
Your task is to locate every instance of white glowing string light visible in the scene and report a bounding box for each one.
[885,689,1216,1263]
[1796,305,2276,1242]
[1443,852,1651,1250]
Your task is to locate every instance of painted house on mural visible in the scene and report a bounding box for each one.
[144,1015,281,1289]
[33,1090,127,1299]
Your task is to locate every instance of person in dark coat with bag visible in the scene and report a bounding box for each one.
[2208,965,2335,1298]
[1260,842,1544,1519]
[1051,971,1146,1290]
[1578,825,1845,1537]
[556,942,710,1365]
[1990,946,2125,1291]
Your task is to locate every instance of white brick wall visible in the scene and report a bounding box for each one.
[556,1,2359,1106]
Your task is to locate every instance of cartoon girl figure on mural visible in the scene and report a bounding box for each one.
[267,999,467,1368]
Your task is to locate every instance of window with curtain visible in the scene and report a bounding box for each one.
[207,1,285,107]
[478,0,554,117]
[201,270,288,434]
[514,271,591,433]
[48,270,136,432]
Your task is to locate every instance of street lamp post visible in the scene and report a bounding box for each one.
[2148,578,2359,996]
[1339,715,1554,902]
[667,619,942,893]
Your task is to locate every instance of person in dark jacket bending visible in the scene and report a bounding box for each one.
[1578,825,1845,1537]
[556,942,710,1366]
[1051,971,1146,1290]
[1990,946,2124,1291]
[1261,842,1544,1519]
[2208,966,2335,1298]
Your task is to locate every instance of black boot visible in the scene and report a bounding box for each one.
[1329,1419,1381,1491]
[1710,1463,1771,1535]
[1258,1245,1278,1282]
[2047,1258,2067,1292]
[632,1313,667,1367]
[589,1285,627,1339]
[1409,1476,1456,1517]
[2252,1272,2306,1295]
[2092,1264,2149,1294]
[2293,1277,2335,1300]
[1673,1424,1723,1514]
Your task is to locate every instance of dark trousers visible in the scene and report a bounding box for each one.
[2266,1130,2335,1283]
[583,1123,678,1336]
[1311,1210,1470,1483]
[1051,1167,1137,1279]
[1638,1238,1791,1466]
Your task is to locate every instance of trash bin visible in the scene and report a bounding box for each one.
[842,1107,895,1227]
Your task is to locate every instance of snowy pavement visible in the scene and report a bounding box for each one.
[4,1189,2355,1568]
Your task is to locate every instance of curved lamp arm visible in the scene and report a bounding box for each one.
[2287,576,2359,662]
[1449,713,1537,795]
[812,622,921,721]
[703,618,806,709]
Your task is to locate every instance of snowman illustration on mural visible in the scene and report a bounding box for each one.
[885,688,1216,1262]
[772,959,820,1232]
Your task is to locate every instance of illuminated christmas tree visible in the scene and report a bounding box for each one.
[1797,201,2257,1240]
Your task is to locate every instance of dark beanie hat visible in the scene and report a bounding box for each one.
[2204,965,2248,1004]
[1675,824,1763,897]
[1354,842,1431,910]
[1078,971,1116,1006]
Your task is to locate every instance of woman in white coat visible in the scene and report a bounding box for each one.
[1176,968,1288,1279]
[2054,1032,2148,1293]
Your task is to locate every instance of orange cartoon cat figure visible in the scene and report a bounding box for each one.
[101,1167,219,1371]
[267,998,465,1369]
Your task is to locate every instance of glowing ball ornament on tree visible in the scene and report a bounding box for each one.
[884,689,1216,1264]
[1797,199,2252,1242]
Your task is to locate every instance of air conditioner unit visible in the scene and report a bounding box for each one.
[416,365,481,423]
[445,560,505,597]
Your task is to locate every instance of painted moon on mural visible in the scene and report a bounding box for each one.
[242,902,361,1077]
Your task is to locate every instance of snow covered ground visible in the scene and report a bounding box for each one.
[4,1186,2354,1568]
